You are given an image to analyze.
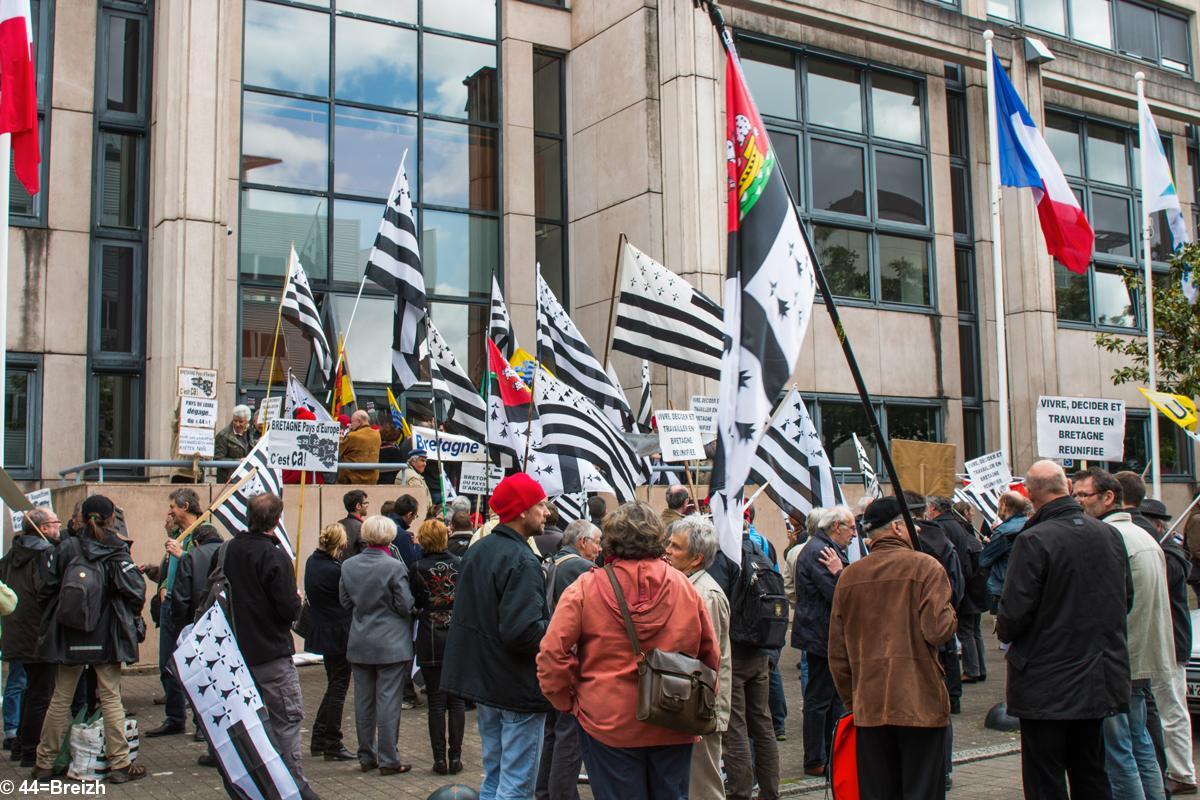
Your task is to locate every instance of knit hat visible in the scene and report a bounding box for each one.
[489,473,546,524]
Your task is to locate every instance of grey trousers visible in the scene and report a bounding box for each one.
[352,661,410,769]
[722,652,780,800]
[535,710,582,800]
[689,729,725,800]
[249,656,310,789]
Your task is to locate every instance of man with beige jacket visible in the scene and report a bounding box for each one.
[666,517,731,800]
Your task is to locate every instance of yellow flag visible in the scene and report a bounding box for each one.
[509,347,554,378]
[1138,387,1198,431]
[386,387,412,438]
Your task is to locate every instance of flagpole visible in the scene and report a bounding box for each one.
[261,244,295,434]
[1136,72,1163,500]
[328,273,369,387]
[425,316,448,519]
[601,232,627,367]
[525,265,542,467]
[0,134,10,554]
[984,30,1013,470]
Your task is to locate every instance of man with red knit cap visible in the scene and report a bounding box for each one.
[442,473,552,800]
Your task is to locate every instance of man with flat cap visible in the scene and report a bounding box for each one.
[828,496,957,799]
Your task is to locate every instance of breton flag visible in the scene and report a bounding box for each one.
[284,371,334,423]
[852,432,882,500]
[210,435,294,562]
[534,372,649,502]
[536,272,631,419]
[0,0,39,195]
[424,319,487,440]
[174,604,301,800]
[637,360,652,431]
[709,36,817,563]
[364,151,426,389]
[992,53,1094,274]
[954,483,1003,529]
[1137,95,1195,301]
[489,275,517,359]
[553,492,588,524]
[612,241,724,380]
[280,246,333,379]
[748,389,843,519]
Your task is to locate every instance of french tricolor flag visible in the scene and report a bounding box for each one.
[0,0,38,195]
[993,53,1093,273]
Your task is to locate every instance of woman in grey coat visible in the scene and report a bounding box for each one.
[339,515,415,774]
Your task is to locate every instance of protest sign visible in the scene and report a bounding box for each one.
[255,396,283,426]
[180,396,219,429]
[411,426,486,462]
[267,418,341,472]
[690,396,718,436]
[964,450,1013,494]
[891,439,956,497]
[9,488,52,532]
[178,366,218,399]
[177,426,216,458]
[1036,396,1125,461]
[655,410,706,462]
[459,462,505,495]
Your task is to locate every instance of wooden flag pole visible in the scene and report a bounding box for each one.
[262,244,295,434]
[601,232,627,368]
[180,466,261,540]
[425,316,449,520]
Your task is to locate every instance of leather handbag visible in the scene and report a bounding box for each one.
[604,564,718,735]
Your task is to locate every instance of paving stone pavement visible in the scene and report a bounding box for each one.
[0,616,1194,799]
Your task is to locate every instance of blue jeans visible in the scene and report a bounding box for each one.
[1103,687,1166,800]
[767,650,787,735]
[3,662,27,737]
[476,704,545,800]
[578,727,692,800]
[158,598,186,726]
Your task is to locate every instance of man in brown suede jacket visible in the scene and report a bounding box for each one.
[828,495,957,800]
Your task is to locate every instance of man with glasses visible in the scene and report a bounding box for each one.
[997,461,1132,800]
[791,506,854,778]
[0,508,62,767]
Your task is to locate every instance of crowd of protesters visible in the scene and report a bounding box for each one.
[0,458,1198,800]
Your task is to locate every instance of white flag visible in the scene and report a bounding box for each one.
[1138,94,1194,301]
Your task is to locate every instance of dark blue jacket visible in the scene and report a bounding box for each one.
[790,532,847,656]
[303,549,351,656]
[387,515,424,568]
[980,514,1026,599]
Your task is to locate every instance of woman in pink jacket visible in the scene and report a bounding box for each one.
[537,502,720,800]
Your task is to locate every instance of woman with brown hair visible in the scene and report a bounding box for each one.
[32,494,148,784]
[304,523,354,761]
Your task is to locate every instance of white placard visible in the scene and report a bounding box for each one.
[9,488,52,532]
[690,395,719,436]
[180,396,219,430]
[459,462,505,495]
[964,450,1013,494]
[255,396,284,426]
[1036,395,1126,461]
[178,366,218,399]
[411,426,486,462]
[655,410,706,462]
[267,418,342,472]
[177,426,216,458]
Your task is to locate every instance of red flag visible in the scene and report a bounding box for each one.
[0,0,39,195]
[487,338,531,407]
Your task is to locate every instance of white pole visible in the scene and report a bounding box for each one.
[1136,72,1163,501]
[0,134,11,554]
[984,31,1012,470]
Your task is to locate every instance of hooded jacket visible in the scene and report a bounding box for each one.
[537,556,720,748]
[0,533,55,662]
[37,532,145,665]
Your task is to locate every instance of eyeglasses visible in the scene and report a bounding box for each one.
[1072,490,1100,500]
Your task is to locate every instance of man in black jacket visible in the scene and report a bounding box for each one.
[443,473,551,800]
[928,496,987,683]
[169,524,223,630]
[223,493,317,799]
[339,490,369,555]
[387,494,423,567]
[997,460,1132,800]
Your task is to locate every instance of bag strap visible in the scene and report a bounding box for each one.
[603,564,642,659]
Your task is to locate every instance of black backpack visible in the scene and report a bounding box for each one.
[729,539,789,649]
[57,544,107,633]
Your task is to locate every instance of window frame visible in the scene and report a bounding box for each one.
[10,0,55,227]
[1101,410,1195,479]
[532,48,568,306]
[805,393,944,480]
[5,353,42,480]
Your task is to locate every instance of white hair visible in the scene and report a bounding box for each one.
[449,497,472,515]
[816,505,853,535]
[667,516,719,570]
[232,405,252,421]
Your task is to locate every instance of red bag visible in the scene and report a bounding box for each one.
[830,713,859,800]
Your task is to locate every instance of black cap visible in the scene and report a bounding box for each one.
[861,496,904,532]
[1140,499,1171,521]
[80,494,115,522]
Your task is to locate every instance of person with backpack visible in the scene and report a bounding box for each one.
[536,519,601,800]
[721,517,788,800]
[31,494,147,784]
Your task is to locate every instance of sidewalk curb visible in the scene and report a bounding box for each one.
[779,741,1022,796]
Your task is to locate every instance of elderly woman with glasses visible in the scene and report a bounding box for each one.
[213,404,257,482]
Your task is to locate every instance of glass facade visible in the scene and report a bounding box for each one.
[807,396,943,476]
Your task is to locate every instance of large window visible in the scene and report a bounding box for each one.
[740,39,935,310]
[5,354,41,479]
[239,0,500,400]
[988,0,1191,73]
[87,1,150,463]
[1046,111,1172,331]
[1100,411,1193,477]
[9,0,54,224]
[533,50,567,303]
[804,395,943,477]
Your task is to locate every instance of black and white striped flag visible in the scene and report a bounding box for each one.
[637,360,652,431]
[954,483,1003,528]
[489,275,517,360]
[210,435,294,561]
[425,319,487,440]
[612,241,724,380]
[748,389,843,519]
[553,492,588,524]
[536,273,631,419]
[280,246,333,379]
[364,152,426,390]
[852,432,883,500]
[534,372,648,502]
